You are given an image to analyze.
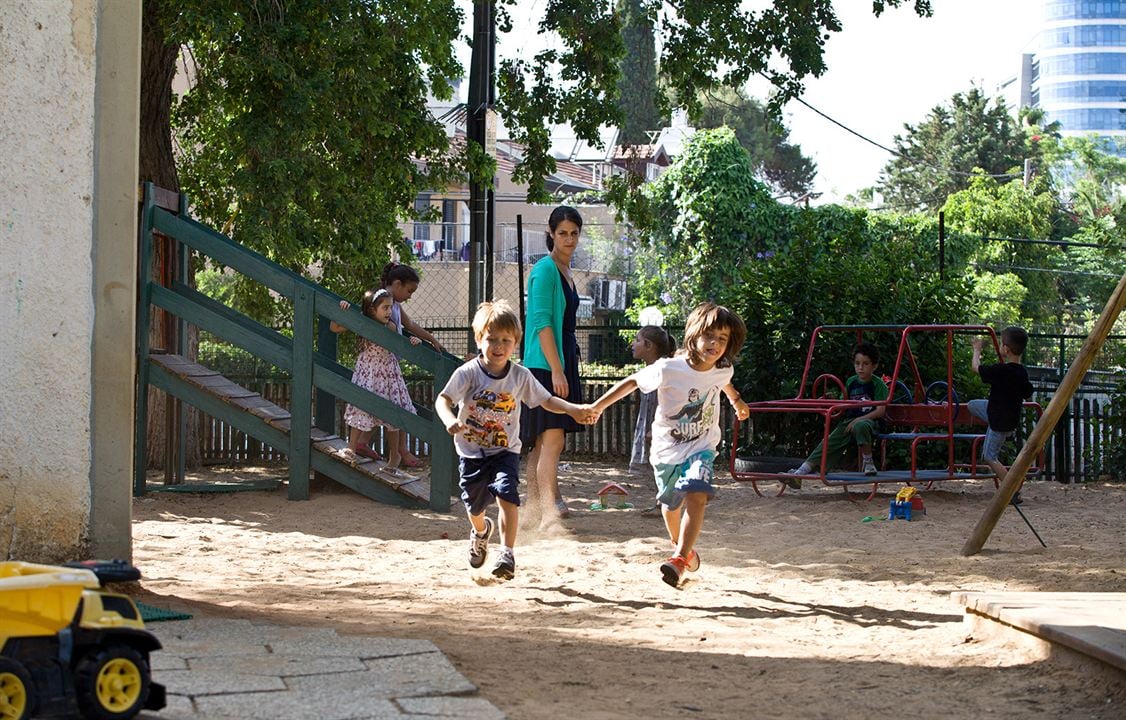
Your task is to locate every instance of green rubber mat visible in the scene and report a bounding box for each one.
[136,601,193,622]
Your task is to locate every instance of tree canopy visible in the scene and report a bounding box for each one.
[692,86,816,197]
[141,0,935,310]
[875,87,1027,212]
[615,0,663,145]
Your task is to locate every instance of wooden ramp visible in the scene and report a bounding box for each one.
[148,353,430,507]
[954,591,1126,677]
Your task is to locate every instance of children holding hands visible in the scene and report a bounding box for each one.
[435,301,598,580]
[591,303,750,588]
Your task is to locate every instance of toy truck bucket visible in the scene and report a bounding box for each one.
[0,561,100,636]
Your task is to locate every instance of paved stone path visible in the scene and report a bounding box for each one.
[135,617,503,719]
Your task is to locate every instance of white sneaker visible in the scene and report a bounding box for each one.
[863,458,878,476]
[468,517,493,569]
[491,548,515,580]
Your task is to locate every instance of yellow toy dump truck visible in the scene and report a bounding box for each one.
[0,561,165,719]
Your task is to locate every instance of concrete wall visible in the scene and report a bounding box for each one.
[0,1,140,561]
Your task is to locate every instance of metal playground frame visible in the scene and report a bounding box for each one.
[730,325,1043,500]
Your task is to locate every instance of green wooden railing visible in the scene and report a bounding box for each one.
[133,183,460,510]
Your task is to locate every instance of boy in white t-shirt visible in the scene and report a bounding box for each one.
[436,301,597,580]
[592,303,750,587]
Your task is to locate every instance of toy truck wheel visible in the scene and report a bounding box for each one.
[0,658,34,720]
[74,645,151,720]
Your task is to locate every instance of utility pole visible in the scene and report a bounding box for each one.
[467,0,496,336]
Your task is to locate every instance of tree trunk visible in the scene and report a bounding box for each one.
[139,2,201,473]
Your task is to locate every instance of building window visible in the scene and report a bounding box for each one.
[413,195,431,242]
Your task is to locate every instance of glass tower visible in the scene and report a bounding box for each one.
[1033,1,1126,152]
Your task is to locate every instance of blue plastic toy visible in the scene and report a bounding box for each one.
[887,487,925,521]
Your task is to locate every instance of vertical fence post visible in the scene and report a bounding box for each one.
[289,286,315,500]
[133,183,155,495]
[428,355,459,511]
[314,309,338,486]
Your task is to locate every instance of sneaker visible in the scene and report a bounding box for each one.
[468,517,493,569]
[660,555,687,587]
[862,458,878,476]
[684,549,701,573]
[491,549,515,580]
[783,467,804,490]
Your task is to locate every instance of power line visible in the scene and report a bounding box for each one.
[789,95,1023,181]
[981,235,1105,249]
[972,261,1121,279]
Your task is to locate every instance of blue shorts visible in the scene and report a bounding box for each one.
[459,452,521,515]
[968,399,1014,462]
[653,450,717,511]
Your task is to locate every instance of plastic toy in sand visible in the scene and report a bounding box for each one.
[590,482,633,510]
[888,487,926,521]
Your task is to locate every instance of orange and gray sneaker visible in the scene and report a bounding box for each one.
[685,549,700,572]
[660,555,687,587]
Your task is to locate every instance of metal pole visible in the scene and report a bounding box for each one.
[938,210,945,282]
[517,214,526,331]
[467,0,495,338]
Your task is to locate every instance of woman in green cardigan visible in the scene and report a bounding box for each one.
[521,205,586,520]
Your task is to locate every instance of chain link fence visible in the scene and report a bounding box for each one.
[399,217,641,365]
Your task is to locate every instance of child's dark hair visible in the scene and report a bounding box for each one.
[637,325,676,358]
[1001,326,1028,356]
[381,261,420,288]
[360,288,394,320]
[852,342,879,365]
[682,302,746,368]
[544,205,583,251]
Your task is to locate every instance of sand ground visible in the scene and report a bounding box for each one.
[133,463,1126,719]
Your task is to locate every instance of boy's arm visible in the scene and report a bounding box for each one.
[434,393,464,435]
[541,396,599,424]
[722,383,750,421]
[592,377,640,414]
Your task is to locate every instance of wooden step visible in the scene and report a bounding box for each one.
[148,353,429,505]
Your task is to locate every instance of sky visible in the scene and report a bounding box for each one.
[459,1,1044,205]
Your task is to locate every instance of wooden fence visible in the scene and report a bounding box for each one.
[195,376,1124,482]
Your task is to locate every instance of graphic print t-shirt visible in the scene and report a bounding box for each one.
[634,356,734,466]
[844,375,889,418]
[439,359,552,458]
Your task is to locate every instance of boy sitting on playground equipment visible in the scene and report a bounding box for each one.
[787,342,888,487]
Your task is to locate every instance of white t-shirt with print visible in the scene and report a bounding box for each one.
[439,359,552,458]
[634,356,734,466]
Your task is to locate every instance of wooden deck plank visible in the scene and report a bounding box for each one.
[954,591,1126,674]
[150,354,222,377]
